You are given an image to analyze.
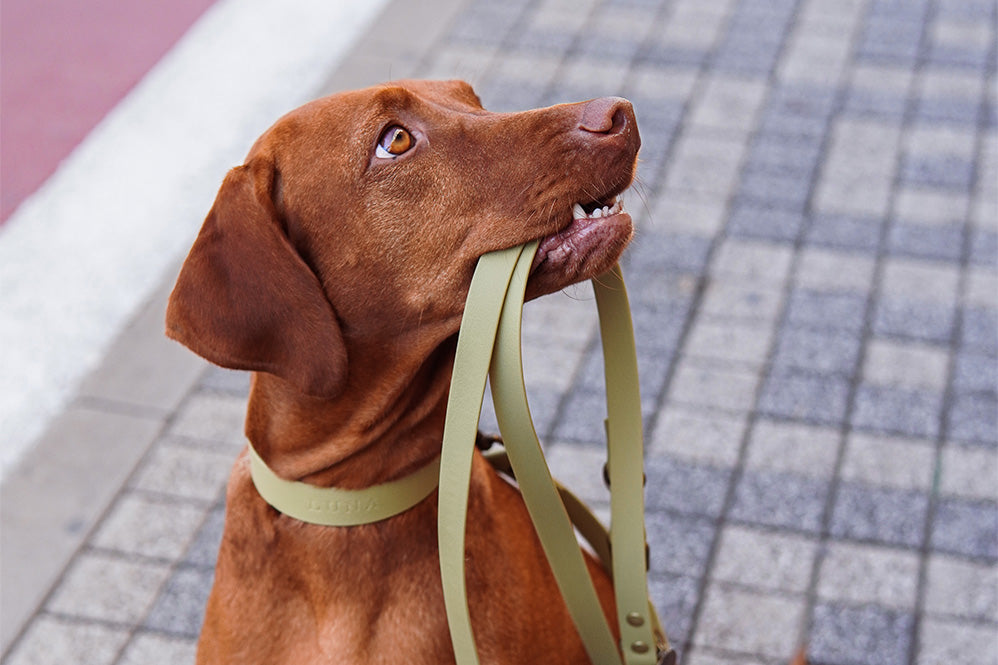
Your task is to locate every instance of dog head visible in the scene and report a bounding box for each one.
[166,80,641,399]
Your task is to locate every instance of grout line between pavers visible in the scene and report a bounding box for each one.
[675,1,814,659]
[799,9,918,664]
[0,372,208,661]
[906,4,998,663]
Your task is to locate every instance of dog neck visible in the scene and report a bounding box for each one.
[244,333,458,491]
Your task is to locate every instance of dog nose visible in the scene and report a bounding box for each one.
[578,97,634,136]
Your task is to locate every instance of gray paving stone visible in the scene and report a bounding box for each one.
[851,383,943,439]
[646,456,732,518]
[646,511,716,578]
[688,74,768,133]
[840,432,936,492]
[144,565,214,637]
[796,247,877,294]
[901,154,976,191]
[117,632,198,665]
[710,238,794,285]
[650,405,747,468]
[863,338,951,391]
[649,191,728,238]
[873,298,956,344]
[727,203,804,242]
[168,392,248,447]
[46,551,172,624]
[931,497,998,560]
[939,443,998,502]
[4,615,130,665]
[736,171,812,211]
[629,302,690,353]
[772,326,862,376]
[868,0,931,21]
[886,222,965,262]
[756,112,829,145]
[91,493,207,561]
[961,306,998,355]
[712,524,817,593]
[895,187,971,227]
[551,389,608,444]
[817,541,921,610]
[744,419,841,479]
[935,0,996,20]
[448,4,521,45]
[693,583,805,658]
[510,28,575,56]
[758,369,852,425]
[746,134,824,175]
[830,482,930,548]
[682,318,775,371]
[130,441,235,503]
[924,553,998,621]
[667,359,762,413]
[881,257,962,304]
[844,87,909,121]
[628,231,714,275]
[805,212,885,252]
[183,506,226,569]
[946,392,998,446]
[785,289,868,334]
[970,228,998,267]
[856,18,924,64]
[810,602,914,665]
[916,95,985,126]
[917,616,998,665]
[730,469,828,533]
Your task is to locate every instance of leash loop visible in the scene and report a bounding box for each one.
[439,242,673,664]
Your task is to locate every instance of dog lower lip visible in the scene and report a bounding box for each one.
[529,199,630,275]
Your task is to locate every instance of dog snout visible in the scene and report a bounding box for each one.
[578,97,633,135]
[577,96,640,157]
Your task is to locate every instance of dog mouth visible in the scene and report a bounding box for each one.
[529,192,632,278]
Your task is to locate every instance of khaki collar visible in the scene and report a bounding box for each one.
[247,443,440,526]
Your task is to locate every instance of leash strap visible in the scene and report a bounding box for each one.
[438,244,526,663]
[439,242,672,664]
[246,443,440,526]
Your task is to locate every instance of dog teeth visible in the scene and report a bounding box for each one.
[572,199,624,220]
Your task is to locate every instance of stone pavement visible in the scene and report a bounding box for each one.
[2,0,996,663]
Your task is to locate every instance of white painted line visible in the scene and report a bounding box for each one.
[0,0,389,478]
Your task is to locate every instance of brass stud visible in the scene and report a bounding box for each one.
[626,612,645,627]
[631,640,650,654]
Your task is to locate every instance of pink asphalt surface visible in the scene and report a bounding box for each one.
[1,0,218,222]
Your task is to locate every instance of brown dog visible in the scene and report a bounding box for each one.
[166,79,641,664]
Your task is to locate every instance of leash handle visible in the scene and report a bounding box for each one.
[439,242,671,664]
[438,244,526,665]
[594,267,669,663]
[489,245,622,664]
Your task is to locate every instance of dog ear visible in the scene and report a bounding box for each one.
[165,163,348,399]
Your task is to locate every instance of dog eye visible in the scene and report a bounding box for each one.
[376,126,414,158]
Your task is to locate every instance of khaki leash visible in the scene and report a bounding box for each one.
[247,241,673,664]
[439,241,673,664]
